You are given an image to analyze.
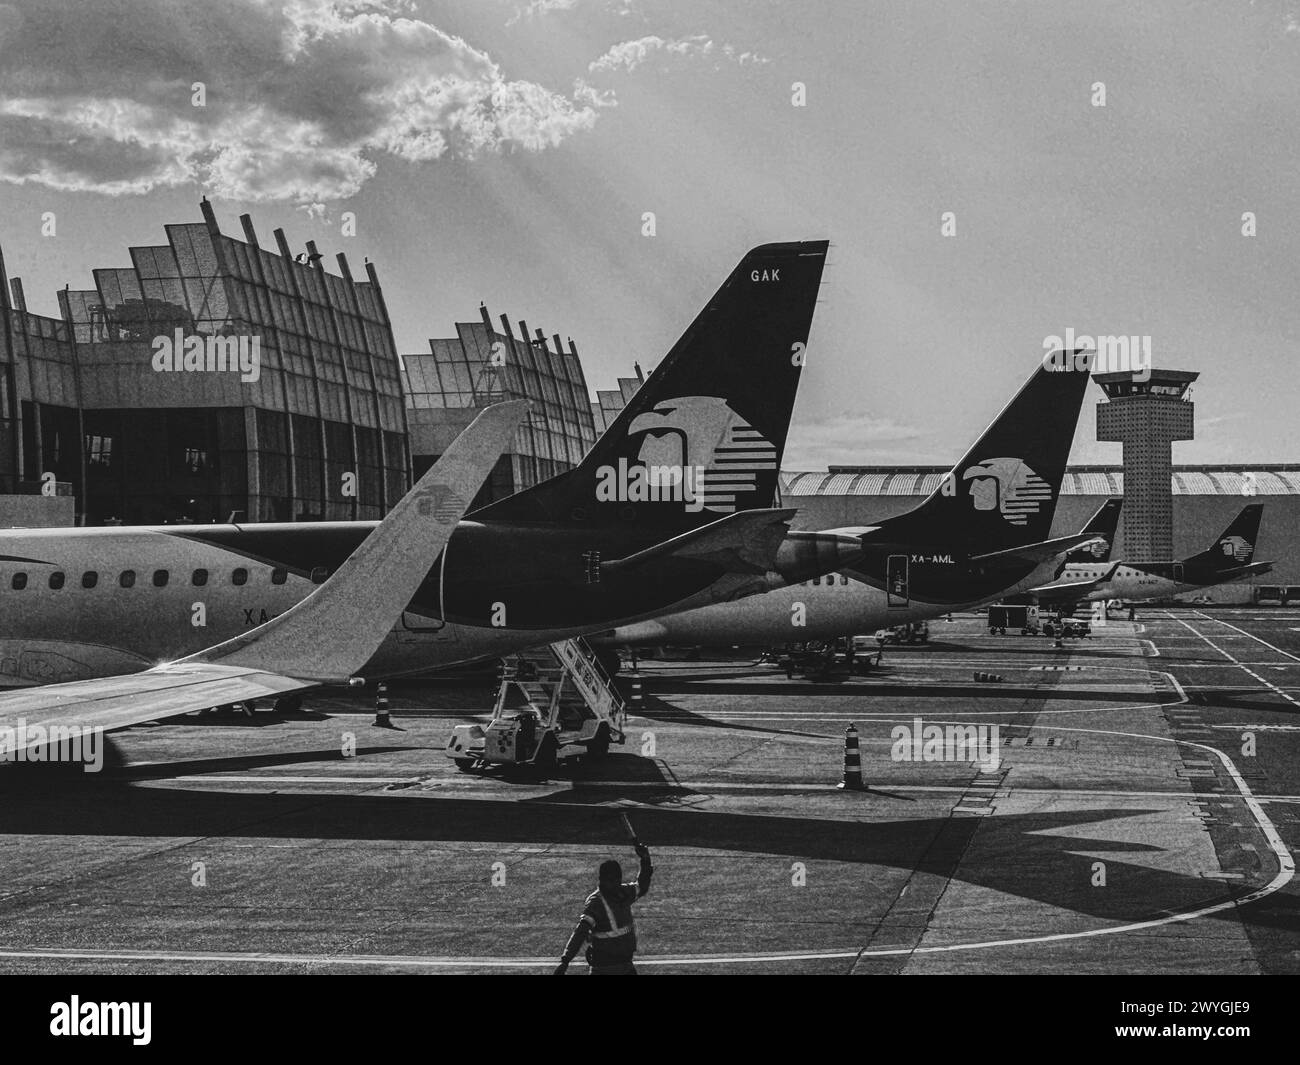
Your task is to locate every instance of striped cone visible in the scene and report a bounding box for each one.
[373,682,391,727]
[837,723,865,790]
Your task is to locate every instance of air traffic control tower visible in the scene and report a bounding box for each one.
[1095,368,1199,561]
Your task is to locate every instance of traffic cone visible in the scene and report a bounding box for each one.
[373,682,391,727]
[837,723,865,790]
[630,672,643,710]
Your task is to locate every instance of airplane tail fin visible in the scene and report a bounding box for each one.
[1064,498,1123,564]
[470,241,830,533]
[1184,503,1264,572]
[875,354,1093,552]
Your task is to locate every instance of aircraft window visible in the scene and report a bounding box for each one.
[153,570,169,587]
[11,572,25,590]
[49,572,65,590]
[192,568,208,587]
[840,575,848,585]
[120,570,136,588]
[271,567,287,585]
[812,576,821,586]
[82,572,98,589]
[310,566,329,585]
[232,568,248,586]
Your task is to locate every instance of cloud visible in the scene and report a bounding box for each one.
[508,0,580,24]
[588,34,767,74]
[572,78,619,109]
[507,0,638,25]
[0,0,601,202]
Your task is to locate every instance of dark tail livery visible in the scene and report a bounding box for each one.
[1184,503,1265,575]
[471,241,830,533]
[872,354,1094,553]
[1065,498,1123,564]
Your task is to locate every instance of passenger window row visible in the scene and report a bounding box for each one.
[803,574,851,587]
[6,567,300,591]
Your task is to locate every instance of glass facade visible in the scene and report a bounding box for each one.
[402,312,599,503]
[0,201,409,524]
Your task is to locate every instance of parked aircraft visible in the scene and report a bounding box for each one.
[0,401,524,754]
[0,242,853,691]
[595,357,1104,649]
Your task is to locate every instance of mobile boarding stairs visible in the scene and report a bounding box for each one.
[445,637,627,774]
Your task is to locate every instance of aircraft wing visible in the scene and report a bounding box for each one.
[968,532,1104,567]
[600,508,796,576]
[1212,560,1275,582]
[1029,562,1122,604]
[0,401,527,753]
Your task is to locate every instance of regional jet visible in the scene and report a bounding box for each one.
[1002,497,1124,607]
[0,242,858,690]
[594,357,1106,648]
[1071,504,1273,605]
[0,401,526,754]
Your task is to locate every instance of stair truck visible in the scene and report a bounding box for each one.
[445,637,627,775]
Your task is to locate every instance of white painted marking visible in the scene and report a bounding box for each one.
[21,643,1287,970]
[1191,611,1300,664]
[1164,612,1300,709]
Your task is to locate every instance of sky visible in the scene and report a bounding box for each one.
[1,0,1298,471]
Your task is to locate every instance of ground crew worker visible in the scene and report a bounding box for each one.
[554,843,653,975]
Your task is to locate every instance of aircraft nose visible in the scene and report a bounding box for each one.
[773,532,865,584]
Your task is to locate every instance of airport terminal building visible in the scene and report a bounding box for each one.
[402,310,600,510]
[0,200,409,526]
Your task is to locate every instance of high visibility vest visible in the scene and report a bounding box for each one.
[585,890,637,963]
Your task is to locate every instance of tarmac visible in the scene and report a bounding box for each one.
[1,606,1297,974]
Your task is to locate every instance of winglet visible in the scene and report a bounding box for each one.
[180,401,528,682]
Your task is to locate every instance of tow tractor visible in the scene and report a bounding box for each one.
[1043,616,1091,639]
[874,621,929,645]
[777,637,883,679]
[445,637,626,776]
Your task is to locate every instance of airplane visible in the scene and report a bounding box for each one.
[0,401,526,760]
[593,356,1106,649]
[1069,503,1273,606]
[1000,497,1124,608]
[0,241,860,692]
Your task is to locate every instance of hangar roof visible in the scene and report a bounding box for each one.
[780,465,1300,497]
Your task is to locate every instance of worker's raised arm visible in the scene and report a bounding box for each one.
[634,842,654,898]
